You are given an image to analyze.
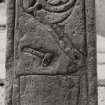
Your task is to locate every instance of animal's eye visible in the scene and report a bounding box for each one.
[36,4,43,10]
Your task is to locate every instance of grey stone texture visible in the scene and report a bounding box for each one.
[6,0,98,105]
[20,75,80,105]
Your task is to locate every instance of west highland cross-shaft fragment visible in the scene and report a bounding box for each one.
[6,0,98,105]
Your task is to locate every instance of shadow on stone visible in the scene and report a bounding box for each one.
[0,79,5,87]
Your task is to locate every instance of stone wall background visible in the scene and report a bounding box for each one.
[96,0,105,37]
[0,1,105,105]
[0,2,6,79]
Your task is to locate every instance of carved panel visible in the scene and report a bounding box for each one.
[20,75,80,105]
[6,0,97,105]
[15,0,86,76]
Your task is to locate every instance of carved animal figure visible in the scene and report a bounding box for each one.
[17,0,85,75]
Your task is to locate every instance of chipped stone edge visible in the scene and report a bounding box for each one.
[85,0,98,105]
[6,0,15,105]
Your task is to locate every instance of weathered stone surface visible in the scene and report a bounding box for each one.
[6,0,15,105]
[6,0,97,105]
[20,75,80,105]
[15,0,86,76]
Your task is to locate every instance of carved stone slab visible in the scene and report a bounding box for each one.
[6,0,98,105]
